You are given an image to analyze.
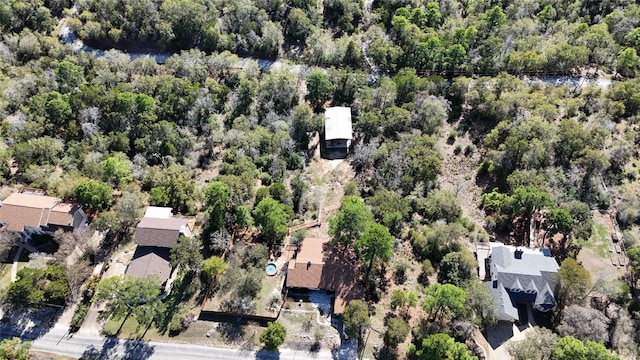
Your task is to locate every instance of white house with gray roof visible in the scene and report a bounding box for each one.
[480,242,560,322]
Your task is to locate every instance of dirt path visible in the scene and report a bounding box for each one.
[302,148,355,238]
[436,122,486,229]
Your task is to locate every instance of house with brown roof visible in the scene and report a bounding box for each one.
[286,237,364,314]
[0,190,87,240]
[126,207,194,289]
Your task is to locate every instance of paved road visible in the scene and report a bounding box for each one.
[1,326,338,360]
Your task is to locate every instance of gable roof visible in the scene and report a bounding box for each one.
[0,192,82,232]
[134,217,190,248]
[47,203,82,227]
[286,237,365,314]
[324,107,353,140]
[488,243,560,319]
[125,246,171,283]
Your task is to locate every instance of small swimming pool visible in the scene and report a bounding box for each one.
[265,263,277,276]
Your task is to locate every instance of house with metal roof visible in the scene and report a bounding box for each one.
[324,107,353,150]
[481,242,560,322]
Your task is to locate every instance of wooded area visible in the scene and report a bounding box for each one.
[1,0,640,359]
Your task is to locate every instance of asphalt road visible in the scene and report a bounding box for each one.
[1,326,339,360]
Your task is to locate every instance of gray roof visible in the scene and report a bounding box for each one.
[488,243,560,319]
[486,280,518,321]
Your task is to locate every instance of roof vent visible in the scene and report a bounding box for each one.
[514,249,523,259]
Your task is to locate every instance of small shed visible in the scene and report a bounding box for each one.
[324,107,353,150]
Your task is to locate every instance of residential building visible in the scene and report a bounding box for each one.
[126,206,194,289]
[324,107,353,150]
[0,189,87,240]
[286,237,364,314]
[479,242,560,322]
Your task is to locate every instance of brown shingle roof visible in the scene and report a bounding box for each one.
[47,203,79,227]
[125,246,171,283]
[0,205,47,231]
[134,217,190,248]
[286,238,365,314]
[0,193,83,232]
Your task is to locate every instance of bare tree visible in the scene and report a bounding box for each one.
[66,259,92,302]
[53,228,97,264]
[557,305,610,343]
[0,231,20,262]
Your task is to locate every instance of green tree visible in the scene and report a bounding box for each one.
[202,256,226,283]
[204,181,230,231]
[557,258,592,308]
[384,317,409,348]
[343,299,370,339]
[0,338,30,360]
[437,251,477,286]
[101,155,133,187]
[170,236,204,276]
[55,60,85,94]
[260,322,287,351]
[148,166,197,215]
[422,283,467,326]
[543,208,573,239]
[413,333,477,360]
[422,189,462,223]
[45,91,72,127]
[464,281,497,330]
[253,198,291,245]
[511,186,553,244]
[355,222,394,286]
[617,48,639,78]
[329,196,373,250]
[553,336,617,360]
[73,180,114,212]
[94,275,161,332]
[290,174,308,214]
[305,71,334,111]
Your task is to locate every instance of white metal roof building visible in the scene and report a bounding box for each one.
[144,206,173,219]
[324,107,353,142]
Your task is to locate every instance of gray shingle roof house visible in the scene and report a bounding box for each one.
[482,242,560,322]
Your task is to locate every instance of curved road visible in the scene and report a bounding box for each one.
[57,17,612,89]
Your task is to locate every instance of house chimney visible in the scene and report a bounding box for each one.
[514,248,523,259]
[307,260,311,269]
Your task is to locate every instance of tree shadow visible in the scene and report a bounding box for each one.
[0,306,64,341]
[80,337,119,359]
[217,321,247,344]
[156,273,198,334]
[255,348,280,360]
[122,339,155,360]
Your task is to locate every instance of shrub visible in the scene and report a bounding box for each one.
[384,317,409,348]
[70,303,89,331]
[418,259,435,286]
[454,144,462,155]
[260,322,287,350]
[393,258,410,284]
